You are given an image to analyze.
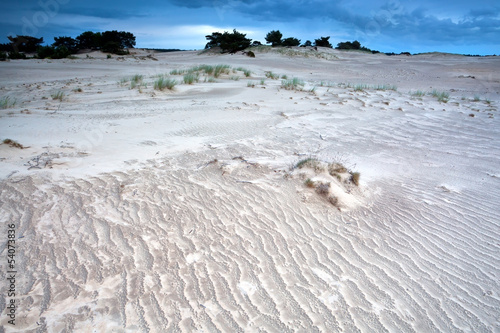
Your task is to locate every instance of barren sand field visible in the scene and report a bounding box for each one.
[1,48,499,332]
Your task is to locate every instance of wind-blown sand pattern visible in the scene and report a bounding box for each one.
[1,49,499,332]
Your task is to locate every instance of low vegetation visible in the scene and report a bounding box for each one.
[51,91,64,101]
[0,96,16,109]
[154,76,177,90]
[430,89,449,103]
[281,77,305,90]
[2,139,25,149]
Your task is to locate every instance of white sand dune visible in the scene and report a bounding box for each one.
[1,48,499,332]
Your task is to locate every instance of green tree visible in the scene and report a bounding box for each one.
[282,37,301,47]
[301,40,312,47]
[265,30,283,46]
[53,36,77,53]
[314,36,332,48]
[76,31,101,49]
[205,29,251,53]
[7,35,43,52]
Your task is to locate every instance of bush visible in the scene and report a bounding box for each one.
[0,51,6,61]
[247,50,255,58]
[37,45,70,59]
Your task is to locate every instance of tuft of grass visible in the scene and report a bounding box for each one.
[213,64,231,78]
[118,78,128,86]
[374,84,397,91]
[130,74,143,89]
[411,90,426,97]
[247,81,256,88]
[206,77,217,83]
[281,74,288,79]
[3,138,25,149]
[281,77,305,90]
[304,178,315,188]
[243,69,252,77]
[296,157,322,171]
[265,71,279,80]
[430,89,449,103]
[154,76,177,90]
[354,84,369,92]
[170,68,186,75]
[230,75,240,81]
[473,95,481,102]
[260,79,266,85]
[0,96,16,109]
[51,90,64,101]
[183,73,200,84]
[315,182,330,196]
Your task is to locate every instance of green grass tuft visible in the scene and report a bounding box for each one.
[430,89,449,102]
[281,77,305,90]
[0,96,16,109]
[154,76,177,90]
[51,90,64,101]
[183,73,200,84]
[265,71,280,80]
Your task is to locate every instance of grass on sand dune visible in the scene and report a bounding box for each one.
[0,96,16,109]
[154,76,177,90]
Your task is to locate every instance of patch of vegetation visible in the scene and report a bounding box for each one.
[246,50,255,58]
[304,178,315,188]
[0,96,16,109]
[374,84,397,91]
[247,81,256,88]
[51,91,65,101]
[265,71,279,80]
[213,64,231,78]
[281,77,305,90]
[473,95,481,102]
[154,76,177,90]
[130,74,143,89]
[260,79,266,85]
[183,73,200,84]
[281,75,288,79]
[430,89,449,103]
[206,77,217,83]
[170,68,186,75]
[3,138,25,149]
[230,75,240,81]
[411,90,426,97]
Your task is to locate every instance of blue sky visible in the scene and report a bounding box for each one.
[1,0,499,55]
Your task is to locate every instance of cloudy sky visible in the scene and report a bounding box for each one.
[1,0,499,55]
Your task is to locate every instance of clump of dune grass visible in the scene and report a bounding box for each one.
[265,71,280,80]
[118,78,128,86]
[3,138,25,149]
[304,178,315,188]
[473,95,481,102]
[206,77,217,83]
[183,73,200,84]
[130,74,143,89]
[430,89,449,102]
[260,79,266,85]
[51,90,64,101]
[281,77,305,90]
[354,84,369,92]
[213,64,231,78]
[230,75,240,81]
[0,96,16,109]
[374,84,397,91]
[411,90,426,97]
[247,81,256,88]
[281,74,288,79]
[295,157,323,172]
[154,76,177,90]
[234,67,251,77]
[170,68,186,75]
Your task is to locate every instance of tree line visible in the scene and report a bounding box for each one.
[205,29,380,54]
[0,30,136,60]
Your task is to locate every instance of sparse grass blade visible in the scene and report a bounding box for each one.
[51,90,64,101]
[281,77,305,90]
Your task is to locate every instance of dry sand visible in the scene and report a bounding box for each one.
[0,47,499,332]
